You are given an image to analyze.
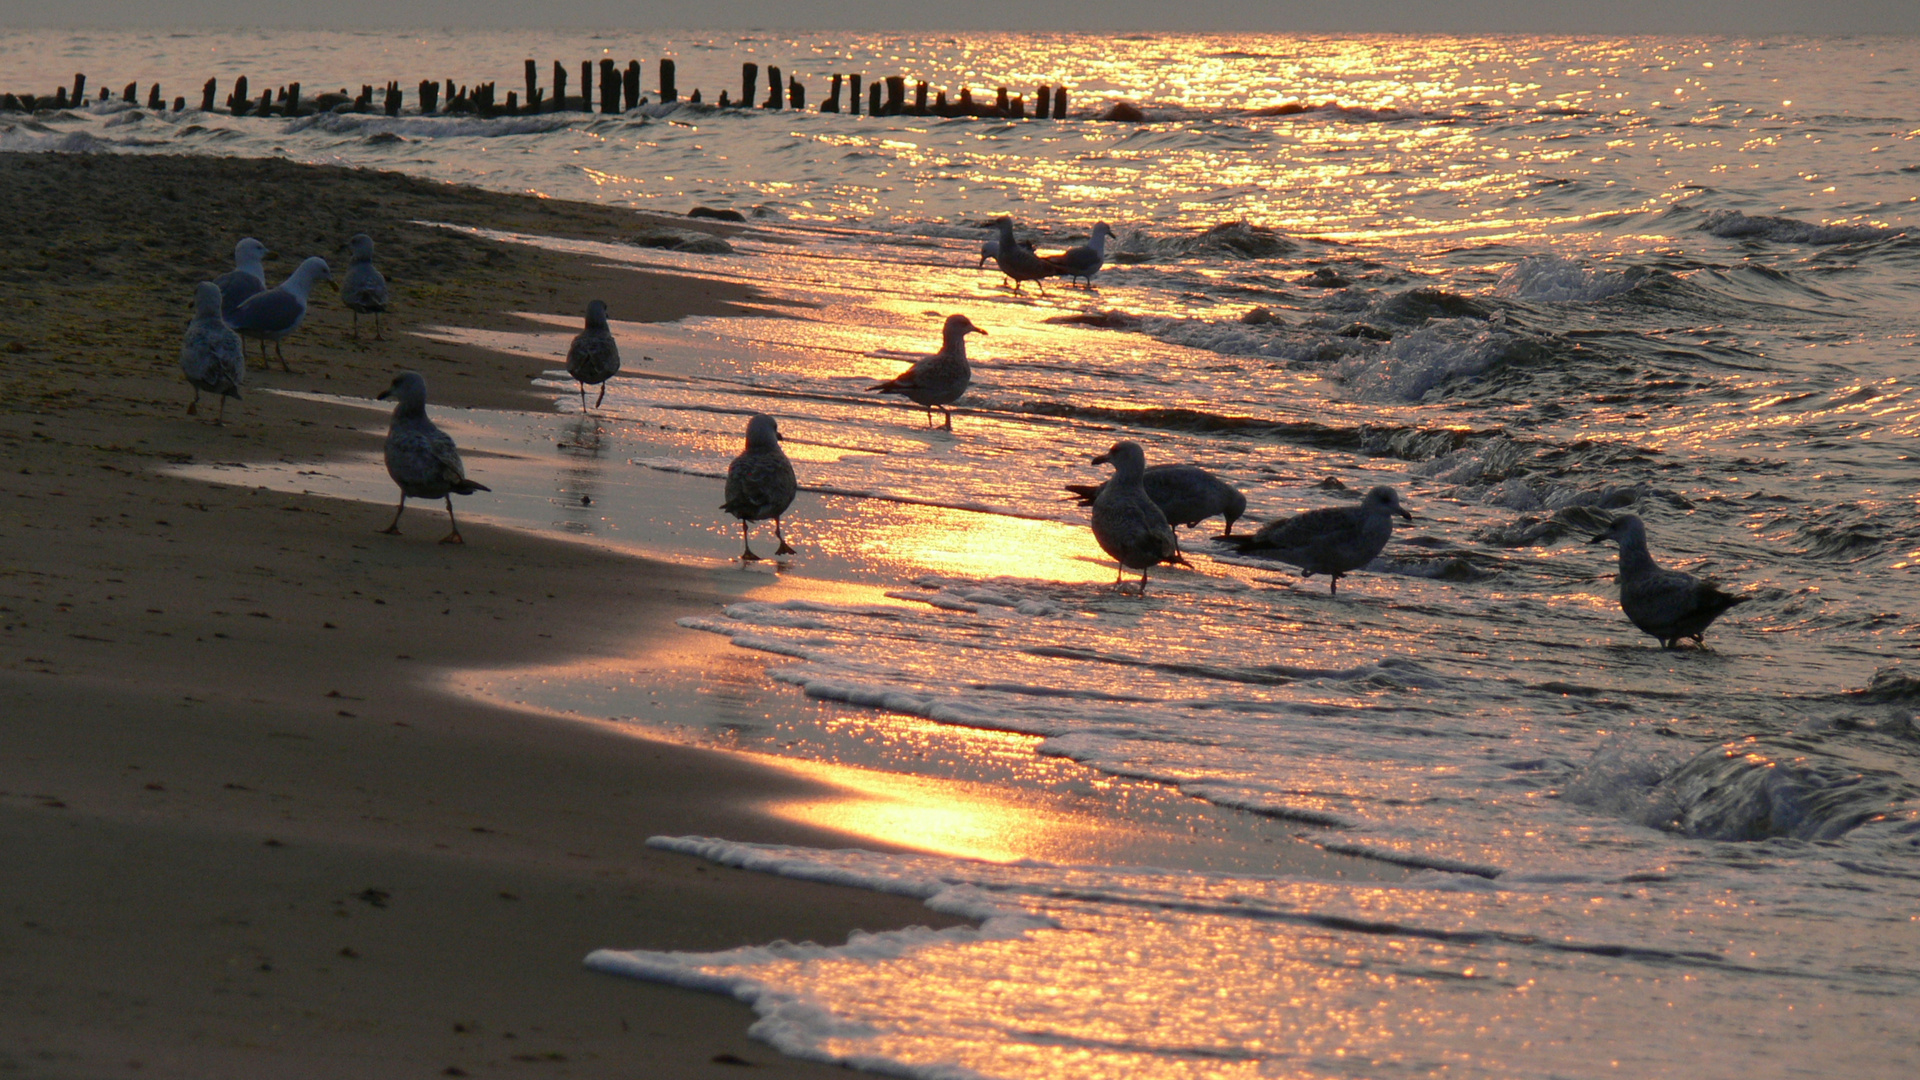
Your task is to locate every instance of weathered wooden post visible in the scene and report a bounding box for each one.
[1054,86,1069,118]
[689,89,702,103]
[741,63,758,108]
[934,89,949,116]
[384,82,401,117]
[659,58,677,101]
[1010,95,1025,119]
[230,75,251,115]
[419,80,438,112]
[173,96,185,112]
[525,60,537,110]
[1035,85,1050,119]
[100,88,110,102]
[994,87,1009,115]
[763,66,782,108]
[146,84,161,109]
[958,87,974,115]
[552,62,567,111]
[505,90,519,112]
[822,74,842,113]
[884,76,904,115]
[623,60,640,110]
[71,74,85,106]
[789,76,804,110]
[258,89,272,115]
[868,83,881,115]
[580,61,592,111]
[287,83,302,117]
[201,79,215,111]
[913,81,928,114]
[598,59,617,113]
[53,88,68,109]
[121,82,135,103]
[848,74,862,115]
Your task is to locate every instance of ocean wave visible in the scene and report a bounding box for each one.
[282,111,583,138]
[1330,317,1544,402]
[1697,209,1900,245]
[1654,740,1909,842]
[1111,220,1298,263]
[1494,255,1643,303]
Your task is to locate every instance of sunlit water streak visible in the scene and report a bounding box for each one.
[22,29,1920,1079]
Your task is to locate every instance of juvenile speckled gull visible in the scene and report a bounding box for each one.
[868,314,984,430]
[564,299,621,410]
[1088,441,1187,594]
[1066,463,1246,542]
[1223,485,1412,595]
[179,282,244,423]
[229,256,332,372]
[377,371,491,544]
[1044,222,1113,288]
[722,413,798,561]
[213,237,268,322]
[340,233,390,341]
[1590,514,1748,648]
[989,216,1064,294]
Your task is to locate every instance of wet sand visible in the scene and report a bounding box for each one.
[0,151,957,1079]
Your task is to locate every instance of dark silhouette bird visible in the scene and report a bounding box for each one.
[179,282,244,424]
[989,217,1064,294]
[565,299,621,410]
[722,413,798,561]
[340,233,390,341]
[868,314,985,429]
[1066,464,1245,544]
[1590,514,1749,648]
[1088,441,1189,594]
[1044,222,1113,287]
[377,372,491,544]
[1223,485,1412,595]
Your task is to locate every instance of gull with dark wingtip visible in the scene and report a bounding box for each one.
[565,299,621,410]
[229,256,332,372]
[1222,485,1412,595]
[722,413,798,561]
[868,314,985,430]
[340,233,390,341]
[213,237,269,321]
[377,371,491,544]
[1044,222,1114,288]
[988,217,1064,295]
[179,282,244,424]
[1066,463,1245,546]
[1590,514,1748,648]
[1088,441,1189,594]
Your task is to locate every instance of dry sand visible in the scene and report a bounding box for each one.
[0,152,965,1079]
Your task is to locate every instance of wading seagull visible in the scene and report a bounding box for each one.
[1590,514,1748,648]
[179,282,245,423]
[1223,485,1412,595]
[989,216,1064,294]
[868,313,985,430]
[229,256,332,372]
[1045,222,1114,288]
[213,237,269,321]
[1088,441,1189,594]
[1067,464,1245,545]
[564,299,621,410]
[977,236,1033,270]
[340,233,390,341]
[722,413,798,561]
[377,371,491,544]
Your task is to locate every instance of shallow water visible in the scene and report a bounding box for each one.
[28,29,1920,1079]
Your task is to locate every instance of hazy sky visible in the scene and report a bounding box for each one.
[11,1,1919,33]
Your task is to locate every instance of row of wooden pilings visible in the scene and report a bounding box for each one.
[1,59,1072,120]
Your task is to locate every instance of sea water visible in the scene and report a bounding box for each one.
[11,30,1920,1077]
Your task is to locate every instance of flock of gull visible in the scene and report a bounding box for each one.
[177,218,1750,647]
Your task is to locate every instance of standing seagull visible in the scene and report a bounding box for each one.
[565,299,621,410]
[868,314,985,430]
[989,217,1065,294]
[340,233,390,341]
[977,236,1033,270]
[179,282,245,424]
[1590,515,1748,648]
[229,256,332,372]
[1044,222,1114,288]
[721,413,798,561]
[213,237,269,321]
[1088,441,1188,594]
[376,371,491,544]
[1066,463,1246,541]
[1223,486,1412,595]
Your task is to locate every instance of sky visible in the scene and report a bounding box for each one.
[8,1,1919,34]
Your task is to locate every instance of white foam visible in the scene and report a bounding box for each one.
[1494,255,1639,303]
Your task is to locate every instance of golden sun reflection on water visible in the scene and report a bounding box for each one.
[812,495,1111,584]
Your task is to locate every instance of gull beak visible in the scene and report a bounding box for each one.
[1091,452,1110,466]
[377,388,392,401]
[1398,506,1414,521]
[1588,533,1610,544]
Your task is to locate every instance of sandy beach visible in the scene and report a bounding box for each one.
[0,151,966,1078]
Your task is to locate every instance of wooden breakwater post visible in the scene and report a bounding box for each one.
[580,61,592,111]
[740,63,758,108]
[200,78,215,111]
[599,58,618,113]
[822,73,842,113]
[868,82,881,114]
[658,58,677,102]
[762,66,782,108]
[788,76,804,110]
[885,76,905,116]
[623,60,640,110]
[419,79,440,113]
[524,60,537,110]
[552,61,567,112]
[848,74,862,115]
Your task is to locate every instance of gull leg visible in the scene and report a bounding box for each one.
[594,383,607,409]
[940,406,953,431]
[275,340,294,373]
[187,388,200,416]
[439,496,466,544]
[214,394,228,425]
[351,311,360,340]
[381,495,407,535]
[774,516,795,556]
[373,311,384,341]
[739,521,762,561]
[577,381,587,410]
[1138,568,1150,596]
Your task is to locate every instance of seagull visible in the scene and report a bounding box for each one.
[721,413,798,561]
[213,237,269,322]
[868,314,984,430]
[179,282,244,423]
[1066,464,1245,543]
[1222,485,1412,595]
[229,256,332,372]
[977,236,1033,270]
[376,371,491,544]
[1590,514,1749,648]
[340,233,389,341]
[564,299,621,410]
[1044,222,1113,287]
[1088,441,1188,594]
[989,217,1064,294]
